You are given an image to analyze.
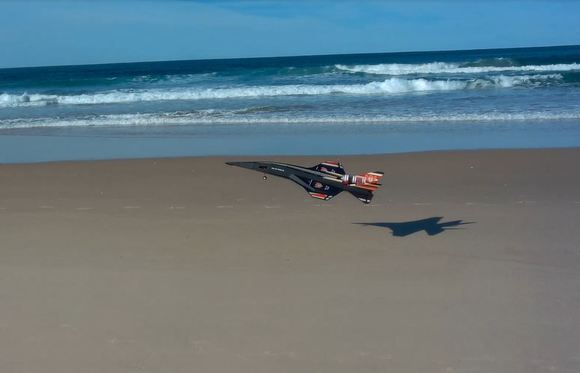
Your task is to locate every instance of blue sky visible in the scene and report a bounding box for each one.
[1,0,579,68]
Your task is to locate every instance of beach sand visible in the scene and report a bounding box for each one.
[1,148,579,373]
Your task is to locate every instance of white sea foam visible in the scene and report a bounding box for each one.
[0,74,561,108]
[335,62,580,75]
[489,74,562,87]
[2,110,579,130]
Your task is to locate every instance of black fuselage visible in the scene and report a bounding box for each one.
[226,161,374,202]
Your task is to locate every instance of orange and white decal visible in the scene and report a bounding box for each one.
[342,171,384,191]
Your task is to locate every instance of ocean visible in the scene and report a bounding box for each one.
[1,45,579,162]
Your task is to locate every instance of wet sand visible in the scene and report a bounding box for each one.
[1,148,579,373]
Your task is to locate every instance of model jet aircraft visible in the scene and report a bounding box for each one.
[226,160,383,204]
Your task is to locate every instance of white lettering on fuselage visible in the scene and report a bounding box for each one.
[272,167,285,172]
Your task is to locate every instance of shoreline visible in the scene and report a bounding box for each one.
[0,145,580,166]
[1,121,580,163]
[0,145,579,165]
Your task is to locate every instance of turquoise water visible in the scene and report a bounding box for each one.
[1,45,579,162]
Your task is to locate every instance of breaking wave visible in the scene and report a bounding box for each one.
[0,74,562,108]
[335,62,580,75]
[2,110,580,130]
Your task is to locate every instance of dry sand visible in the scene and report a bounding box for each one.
[1,148,579,373]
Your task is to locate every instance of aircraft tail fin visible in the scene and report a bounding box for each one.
[349,190,374,204]
[344,171,383,203]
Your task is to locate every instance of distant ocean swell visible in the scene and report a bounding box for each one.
[334,62,580,75]
[0,74,565,108]
[1,46,580,133]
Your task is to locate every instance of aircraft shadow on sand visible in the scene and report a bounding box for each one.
[356,217,474,237]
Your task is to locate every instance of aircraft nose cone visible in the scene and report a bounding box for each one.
[225,161,259,170]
